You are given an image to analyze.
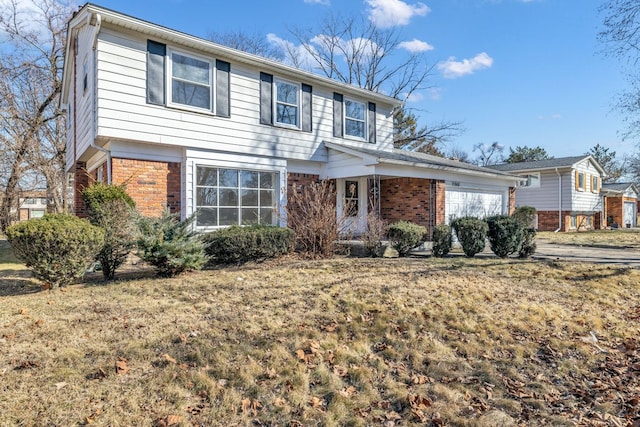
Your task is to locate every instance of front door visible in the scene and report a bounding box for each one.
[338,177,367,235]
[624,201,636,227]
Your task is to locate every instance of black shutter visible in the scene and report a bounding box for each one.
[216,60,230,117]
[147,40,166,105]
[368,102,376,144]
[333,92,343,138]
[301,83,312,132]
[259,72,273,125]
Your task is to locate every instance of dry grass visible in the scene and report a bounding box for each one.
[1,255,639,426]
[538,229,640,249]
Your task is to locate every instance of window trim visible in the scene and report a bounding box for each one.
[576,171,586,192]
[591,175,600,193]
[343,97,367,141]
[570,215,577,229]
[167,48,215,113]
[273,77,301,129]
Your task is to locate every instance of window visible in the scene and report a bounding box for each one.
[576,172,586,191]
[591,176,600,193]
[521,173,540,188]
[24,198,36,205]
[344,98,366,139]
[31,210,45,219]
[195,167,277,228]
[344,180,359,217]
[82,58,89,94]
[170,51,212,110]
[275,79,299,127]
[586,215,592,229]
[570,215,577,229]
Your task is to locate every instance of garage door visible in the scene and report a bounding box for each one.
[624,201,636,227]
[445,188,504,224]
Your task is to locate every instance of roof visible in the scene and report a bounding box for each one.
[487,155,606,177]
[324,142,519,181]
[602,182,640,195]
[62,3,402,107]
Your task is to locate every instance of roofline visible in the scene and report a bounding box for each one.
[324,142,522,183]
[490,155,607,176]
[61,3,402,107]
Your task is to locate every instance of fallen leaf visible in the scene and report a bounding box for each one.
[18,308,28,315]
[85,408,103,424]
[309,396,323,409]
[339,386,357,397]
[333,365,348,377]
[165,414,182,426]
[55,381,67,390]
[295,349,306,360]
[163,353,177,364]
[115,357,128,375]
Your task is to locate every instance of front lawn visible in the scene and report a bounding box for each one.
[538,228,640,249]
[1,256,638,426]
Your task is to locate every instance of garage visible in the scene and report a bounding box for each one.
[445,187,505,224]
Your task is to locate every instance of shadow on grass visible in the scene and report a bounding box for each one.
[0,269,42,296]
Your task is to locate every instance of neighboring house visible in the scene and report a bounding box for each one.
[15,191,48,222]
[60,4,520,235]
[488,156,606,231]
[601,182,639,228]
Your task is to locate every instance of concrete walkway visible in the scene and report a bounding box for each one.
[532,241,640,267]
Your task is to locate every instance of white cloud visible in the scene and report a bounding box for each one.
[267,33,320,70]
[311,34,382,58]
[304,0,330,5]
[404,92,425,103]
[366,0,430,28]
[398,38,434,53]
[437,52,493,79]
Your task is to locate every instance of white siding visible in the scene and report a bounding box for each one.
[571,159,602,212]
[93,26,396,165]
[514,170,565,211]
[66,22,97,171]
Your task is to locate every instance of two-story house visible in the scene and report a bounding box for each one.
[488,156,606,231]
[61,3,520,235]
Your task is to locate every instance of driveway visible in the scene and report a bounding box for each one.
[532,240,640,267]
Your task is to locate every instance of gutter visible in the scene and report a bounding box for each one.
[554,168,562,232]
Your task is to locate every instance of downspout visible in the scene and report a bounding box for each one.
[87,13,112,182]
[554,168,562,232]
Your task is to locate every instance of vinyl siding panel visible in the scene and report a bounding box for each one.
[92,25,396,165]
[571,160,602,211]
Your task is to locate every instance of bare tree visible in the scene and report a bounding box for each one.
[393,107,463,155]
[599,0,640,140]
[208,30,284,61]
[287,14,432,100]
[0,0,72,231]
[473,142,504,166]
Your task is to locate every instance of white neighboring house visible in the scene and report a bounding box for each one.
[488,155,606,231]
[15,192,48,222]
[60,4,520,235]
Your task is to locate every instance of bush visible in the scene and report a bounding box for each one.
[486,215,525,258]
[6,214,105,288]
[431,224,452,257]
[388,221,427,257]
[136,210,206,277]
[203,225,294,264]
[451,217,488,258]
[362,212,388,257]
[83,183,137,279]
[286,180,339,258]
[512,206,537,258]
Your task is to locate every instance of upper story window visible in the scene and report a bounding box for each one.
[521,173,540,188]
[591,176,600,193]
[576,171,586,191]
[170,51,212,111]
[275,79,299,128]
[344,98,366,139]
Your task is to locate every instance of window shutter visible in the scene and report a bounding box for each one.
[333,92,343,138]
[301,83,312,132]
[147,40,166,105]
[215,60,231,117]
[368,102,376,144]
[259,72,273,125]
[575,171,579,191]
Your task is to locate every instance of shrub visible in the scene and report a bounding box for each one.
[6,214,105,288]
[83,183,137,279]
[203,225,294,264]
[486,215,525,258]
[388,221,427,257]
[512,206,537,258]
[451,217,488,258]
[136,210,206,277]
[286,180,339,258]
[362,212,388,257]
[431,224,452,257]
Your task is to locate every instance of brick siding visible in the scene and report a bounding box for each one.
[379,178,445,233]
[537,210,601,232]
[111,158,181,217]
[74,161,90,218]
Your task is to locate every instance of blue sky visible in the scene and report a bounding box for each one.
[91,0,630,160]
